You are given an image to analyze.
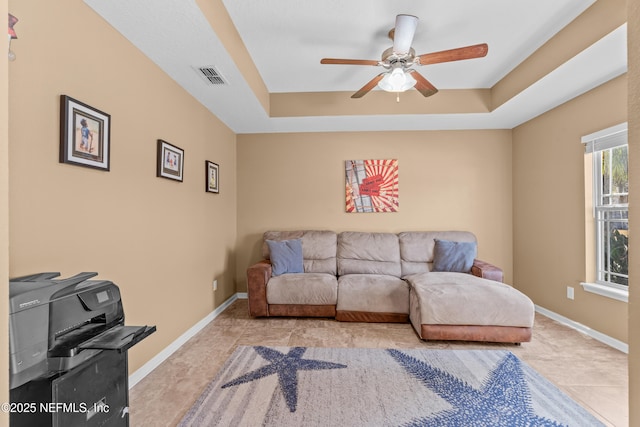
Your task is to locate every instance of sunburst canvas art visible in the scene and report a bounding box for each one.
[345,159,399,213]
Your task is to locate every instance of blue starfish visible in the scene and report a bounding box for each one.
[221,346,347,412]
[388,349,568,427]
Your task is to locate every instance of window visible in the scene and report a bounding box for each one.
[595,144,628,287]
[582,123,629,299]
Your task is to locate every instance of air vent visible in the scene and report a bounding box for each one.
[195,66,227,86]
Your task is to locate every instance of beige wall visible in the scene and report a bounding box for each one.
[236,130,513,290]
[7,0,237,374]
[628,0,639,424]
[2,0,10,423]
[512,75,628,342]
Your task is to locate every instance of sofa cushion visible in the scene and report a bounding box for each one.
[263,230,337,275]
[337,274,409,314]
[266,273,338,305]
[432,239,477,273]
[337,232,401,277]
[405,272,534,327]
[266,239,304,276]
[398,231,477,277]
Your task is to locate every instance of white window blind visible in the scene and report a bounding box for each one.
[582,122,628,153]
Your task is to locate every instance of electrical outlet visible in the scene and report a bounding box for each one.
[567,286,574,300]
[213,279,218,291]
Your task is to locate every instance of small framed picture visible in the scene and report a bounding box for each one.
[60,95,111,171]
[157,139,184,182]
[205,160,219,193]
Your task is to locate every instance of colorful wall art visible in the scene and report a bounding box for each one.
[345,159,399,213]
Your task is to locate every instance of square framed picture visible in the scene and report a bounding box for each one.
[345,159,399,213]
[157,139,184,182]
[60,95,111,171]
[206,160,219,193]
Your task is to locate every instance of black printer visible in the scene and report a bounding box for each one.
[9,272,156,427]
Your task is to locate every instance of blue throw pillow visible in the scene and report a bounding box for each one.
[432,239,477,273]
[266,239,304,276]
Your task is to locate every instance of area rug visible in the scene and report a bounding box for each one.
[178,346,604,427]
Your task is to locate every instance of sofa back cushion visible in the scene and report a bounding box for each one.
[337,232,401,277]
[398,231,477,277]
[263,230,337,275]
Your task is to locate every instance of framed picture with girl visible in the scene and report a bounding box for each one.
[60,95,111,171]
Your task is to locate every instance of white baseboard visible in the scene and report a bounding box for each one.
[128,293,241,388]
[535,305,629,354]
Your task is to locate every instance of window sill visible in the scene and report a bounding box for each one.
[580,282,628,302]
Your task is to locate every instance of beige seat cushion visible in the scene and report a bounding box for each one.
[337,274,409,314]
[266,273,338,305]
[406,272,534,329]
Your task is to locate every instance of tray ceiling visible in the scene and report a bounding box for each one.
[84,0,626,133]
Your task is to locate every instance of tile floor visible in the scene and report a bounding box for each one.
[130,299,628,426]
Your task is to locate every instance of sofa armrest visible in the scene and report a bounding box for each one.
[247,260,272,317]
[471,259,504,282]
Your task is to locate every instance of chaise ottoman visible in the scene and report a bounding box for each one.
[406,272,535,343]
[399,231,535,343]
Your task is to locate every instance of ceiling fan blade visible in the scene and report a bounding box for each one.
[392,14,418,55]
[409,70,438,97]
[321,58,380,66]
[416,43,489,65]
[351,73,385,98]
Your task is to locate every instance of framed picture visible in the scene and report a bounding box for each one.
[60,95,111,171]
[157,139,184,182]
[205,161,219,193]
[345,159,399,213]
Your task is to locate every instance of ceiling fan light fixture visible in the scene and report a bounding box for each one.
[320,14,487,99]
[377,68,416,92]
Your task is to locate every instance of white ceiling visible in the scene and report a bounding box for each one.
[84,0,627,134]
[224,0,590,92]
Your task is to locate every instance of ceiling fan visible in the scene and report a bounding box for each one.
[320,14,488,99]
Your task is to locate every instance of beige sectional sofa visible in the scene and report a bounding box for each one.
[247,230,535,343]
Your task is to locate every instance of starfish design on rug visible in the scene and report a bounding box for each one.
[221,346,347,412]
[387,349,566,427]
